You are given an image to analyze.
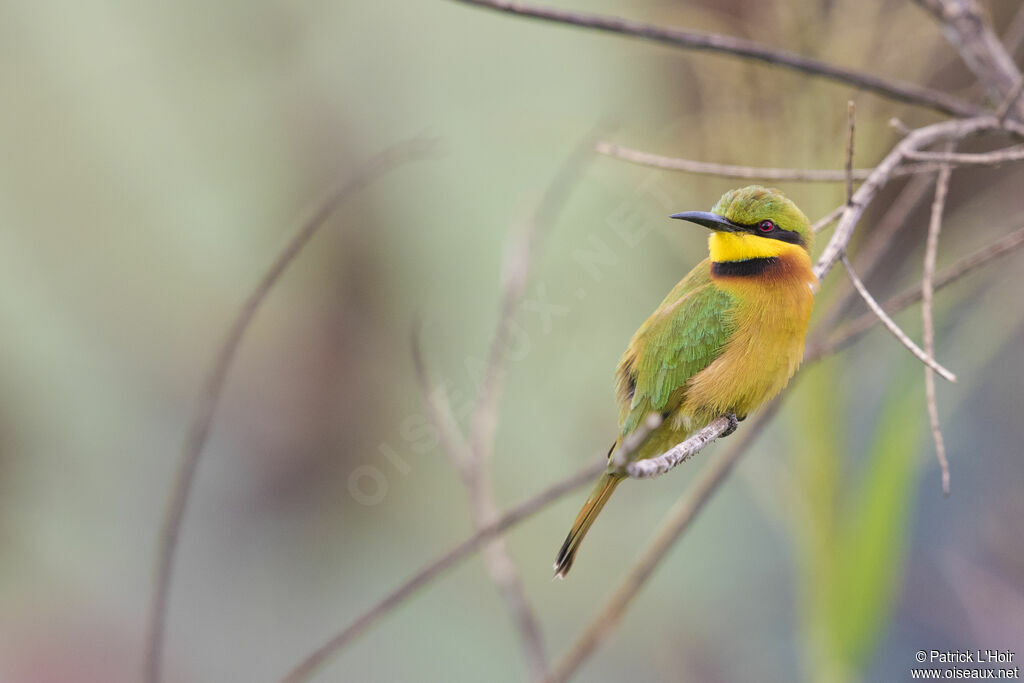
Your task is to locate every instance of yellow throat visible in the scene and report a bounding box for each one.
[708,232,805,262]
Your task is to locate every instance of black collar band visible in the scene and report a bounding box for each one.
[712,257,779,277]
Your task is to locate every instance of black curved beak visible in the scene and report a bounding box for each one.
[670,211,741,232]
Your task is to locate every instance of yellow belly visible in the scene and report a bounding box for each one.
[680,272,814,424]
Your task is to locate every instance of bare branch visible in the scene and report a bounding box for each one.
[905,144,1024,164]
[614,416,735,479]
[143,137,439,683]
[595,141,947,181]
[922,148,955,495]
[449,0,982,117]
[841,255,956,381]
[544,399,784,683]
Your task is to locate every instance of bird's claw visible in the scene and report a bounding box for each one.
[720,413,740,438]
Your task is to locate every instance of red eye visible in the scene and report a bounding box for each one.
[758,220,775,233]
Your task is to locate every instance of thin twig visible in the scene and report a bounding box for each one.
[543,399,785,683]
[448,0,982,117]
[905,144,1024,165]
[922,146,955,495]
[595,141,946,181]
[845,100,856,205]
[840,255,956,382]
[142,137,439,683]
[806,224,1024,362]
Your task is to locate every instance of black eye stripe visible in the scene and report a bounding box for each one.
[734,220,805,246]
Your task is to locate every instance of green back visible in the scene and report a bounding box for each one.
[615,261,736,436]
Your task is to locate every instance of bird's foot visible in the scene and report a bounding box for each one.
[720,413,740,438]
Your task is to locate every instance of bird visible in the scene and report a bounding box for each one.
[553,185,817,579]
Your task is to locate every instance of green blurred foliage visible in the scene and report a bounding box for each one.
[791,360,924,683]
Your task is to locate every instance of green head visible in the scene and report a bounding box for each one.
[672,185,813,262]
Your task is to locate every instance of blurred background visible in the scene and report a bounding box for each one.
[2,1,1023,681]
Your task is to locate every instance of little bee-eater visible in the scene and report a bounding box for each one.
[554,185,817,578]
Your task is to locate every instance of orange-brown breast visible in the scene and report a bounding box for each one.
[679,253,816,423]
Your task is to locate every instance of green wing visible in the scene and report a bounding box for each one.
[615,260,736,437]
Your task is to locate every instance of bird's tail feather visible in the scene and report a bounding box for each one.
[553,472,622,579]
